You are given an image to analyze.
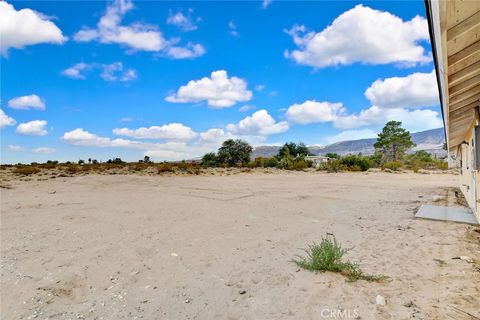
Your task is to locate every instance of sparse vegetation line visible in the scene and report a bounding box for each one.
[2,122,448,176]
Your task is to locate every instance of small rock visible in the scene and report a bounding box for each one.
[184,299,190,303]
[239,290,247,295]
[170,253,178,257]
[432,195,444,202]
[375,295,386,306]
[403,300,414,308]
[452,256,473,263]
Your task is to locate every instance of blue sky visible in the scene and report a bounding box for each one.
[1,0,442,163]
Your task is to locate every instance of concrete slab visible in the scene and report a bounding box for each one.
[415,205,479,225]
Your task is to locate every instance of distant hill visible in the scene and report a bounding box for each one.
[252,128,446,159]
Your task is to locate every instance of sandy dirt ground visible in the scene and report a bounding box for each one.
[1,171,479,320]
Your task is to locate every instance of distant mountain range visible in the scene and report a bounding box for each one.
[252,128,446,159]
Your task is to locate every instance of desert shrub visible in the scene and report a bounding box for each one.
[157,163,175,174]
[81,165,94,172]
[433,160,448,170]
[383,161,402,171]
[318,160,343,173]
[129,163,148,171]
[87,164,106,172]
[40,163,57,169]
[410,150,433,162]
[201,152,217,168]
[339,155,371,171]
[186,167,201,175]
[265,157,279,168]
[292,158,312,170]
[293,235,385,282]
[403,151,448,171]
[14,166,40,175]
[65,165,81,174]
[367,153,383,167]
[277,156,293,169]
[248,157,278,168]
[276,156,312,170]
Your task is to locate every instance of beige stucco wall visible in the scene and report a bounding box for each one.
[458,122,480,221]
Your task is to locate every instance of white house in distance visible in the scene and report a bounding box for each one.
[305,155,331,168]
[425,0,480,221]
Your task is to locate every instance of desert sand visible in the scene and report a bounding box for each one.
[1,171,479,320]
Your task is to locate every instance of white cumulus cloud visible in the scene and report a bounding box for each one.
[61,128,213,162]
[239,105,256,112]
[166,70,253,108]
[333,105,442,132]
[61,128,143,148]
[226,109,289,135]
[164,42,205,59]
[286,100,345,124]
[8,94,45,110]
[364,70,439,108]
[166,9,199,32]
[74,0,204,59]
[16,120,48,136]
[62,62,137,82]
[32,147,55,154]
[100,62,137,82]
[113,123,198,141]
[285,5,430,68]
[0,109,16,129]
[61,63,91,79]
[0,1,67,56]
[8,144,24,151]
[199,128,228,143]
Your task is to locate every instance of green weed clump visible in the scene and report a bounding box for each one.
[293,235,385,282]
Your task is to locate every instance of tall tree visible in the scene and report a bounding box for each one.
[374,121,415,162]
[277,142,310,158]
[217,139,253,166]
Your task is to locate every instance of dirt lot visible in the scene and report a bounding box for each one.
[1,171,479,319]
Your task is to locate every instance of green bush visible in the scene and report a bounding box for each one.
[407,150,433,162]
[265,157,279,168]
[367,153,382,167]
[383,161,402,171]
[319,160,344,172]
[339,155,371,171]
[201,152,218,168]
[325,153,339,159]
